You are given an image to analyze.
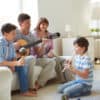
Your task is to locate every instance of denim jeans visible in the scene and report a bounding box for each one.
[15,66,28,93]
[15,55,36,92]
[58,80,92,98]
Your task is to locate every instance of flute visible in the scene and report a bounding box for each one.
[62,55,75,72]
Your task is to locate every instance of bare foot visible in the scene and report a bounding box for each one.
[29,89,37,95]
[34,81,42,90]
[20,91,37,97]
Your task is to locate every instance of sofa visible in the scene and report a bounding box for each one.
[0,67,12,100]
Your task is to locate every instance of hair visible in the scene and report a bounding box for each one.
[73,37,89,53]
[18,13,31,23]
[1,23,17,35]
[34,17,49,32]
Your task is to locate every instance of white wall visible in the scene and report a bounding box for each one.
[38,0,91,36]
[38,0,92,56]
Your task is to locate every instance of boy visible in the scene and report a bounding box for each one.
[14,13,38,92]
[58,37,93,99]
[0,23,36,96]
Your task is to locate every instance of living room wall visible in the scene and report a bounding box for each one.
[38,0,91,36]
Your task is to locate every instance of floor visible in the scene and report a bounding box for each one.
[12,65,100,100]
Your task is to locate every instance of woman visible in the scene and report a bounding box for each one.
[31,17,56,89]
[32,17,55,58]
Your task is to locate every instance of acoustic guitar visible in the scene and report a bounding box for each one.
[16,39,42,57]
[16,39,30,57]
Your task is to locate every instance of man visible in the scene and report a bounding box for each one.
[14,13,56,89]
[13,13,37,91]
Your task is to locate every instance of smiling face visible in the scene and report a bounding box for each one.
[39,22,48,32]
[74,44,85,55]
[19,19,31,31]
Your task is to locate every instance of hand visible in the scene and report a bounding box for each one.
[16,57,25,66]
[62,59,72,72]
[13,42,21,49]
[42,38,49,45]
[47,51,54,58]
[10,67,15,72]
[65,59,72,65]
[62,63,71,72]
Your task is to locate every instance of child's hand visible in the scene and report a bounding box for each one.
[10,67,15,72]
[16,57,25,66]
[62,63,71,72]
[66,59,72,65]
[13,42,21,49]
[62,59,72,72]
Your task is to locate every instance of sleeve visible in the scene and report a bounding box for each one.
[83,57,93,69]
[0,45,5,63]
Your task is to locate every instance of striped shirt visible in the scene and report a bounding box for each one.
[0,37,16,63]
[74,54,93,85]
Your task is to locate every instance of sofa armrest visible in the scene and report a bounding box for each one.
[0,67,12,100]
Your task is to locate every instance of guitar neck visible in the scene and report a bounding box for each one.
[22,39,42,48]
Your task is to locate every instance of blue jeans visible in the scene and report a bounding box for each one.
[15,55,36,92]
[15,66,29,93]
[58,80,92,98]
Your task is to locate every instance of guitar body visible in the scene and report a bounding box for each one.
[16,38,42,58]
[17,39,28,46]
[17,39,30,56]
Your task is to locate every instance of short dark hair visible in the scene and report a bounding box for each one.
[73,37,89,53]
[18,13,30,23]
[1,23,16,35]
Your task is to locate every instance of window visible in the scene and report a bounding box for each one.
[89,0,100,36]
[91,0,100,3]
[0,0,38,30]
[22,0,38,29]
[0,0,20,27]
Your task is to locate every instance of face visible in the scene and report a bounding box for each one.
[39,23,48,32]
[5,30,16,41]
[74,44,85,55]
[20,19,31,31]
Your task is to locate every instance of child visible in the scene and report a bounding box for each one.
[0,23,36,96]
[58,37,93,99]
